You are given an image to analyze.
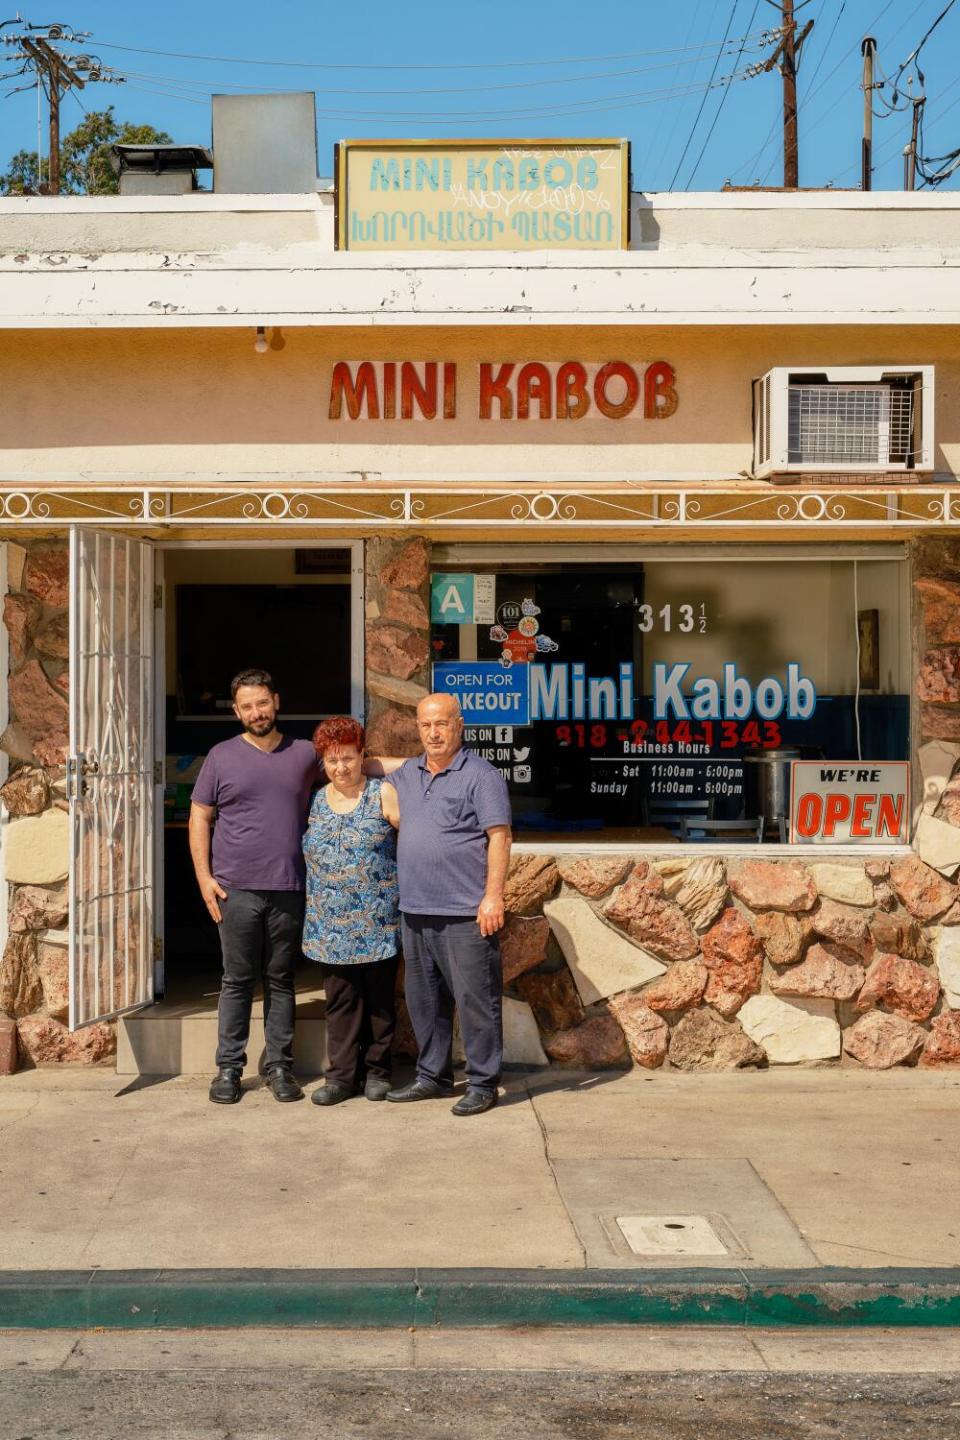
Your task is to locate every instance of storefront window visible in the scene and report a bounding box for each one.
[430,555,910,846]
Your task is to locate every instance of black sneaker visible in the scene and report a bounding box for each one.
[364,1076,392,1102]
[266,1067,304,1103]
[451,1089,498,1116]
[311,1081,356,1107]
[385,1078,452,1103]
[209,1067,242,1104]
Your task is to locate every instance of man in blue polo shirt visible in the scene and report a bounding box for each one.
[386,692,512,1116]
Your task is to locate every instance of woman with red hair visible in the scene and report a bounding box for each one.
[302,715,400,1106]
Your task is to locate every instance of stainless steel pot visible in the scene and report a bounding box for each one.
[741,747,802,822]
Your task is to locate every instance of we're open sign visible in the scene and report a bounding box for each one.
[790,762,910,845]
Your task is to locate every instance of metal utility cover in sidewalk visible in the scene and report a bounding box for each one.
[551,1158,816,1269]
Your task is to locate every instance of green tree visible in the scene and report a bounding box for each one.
[1,107,172,195]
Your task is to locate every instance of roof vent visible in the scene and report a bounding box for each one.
[111,143,213,196]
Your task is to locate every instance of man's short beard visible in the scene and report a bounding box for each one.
[243,716,276,736]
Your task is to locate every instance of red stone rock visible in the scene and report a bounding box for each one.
[810,899,872,956]
[544,1014,629,1069]
[872,882,897,912]
[888,854,957,921]
[700,907,763,1017]
[8,660,68,738]
[7,883,68,932]
[34,612,69,661]
[602,864,699,963]
[844,1011,925,1069]
[379,540,428,592]
[920,704,960,742]
[366,625,429,682]
[728,860,818,913]
[0,933,43,1017]
[869,913,931,964]
[856,952,940,1022]
[505,856,560,916]
[15,1014,116,1066]
[917,648,960,705]
[919,1012,960,1067]
[0,766,49,817]
[639,960,708,1015]
[382,589,429,629]
[607,994,668,1069]
[0,1015,17,1074]
[32,731,69,767]
[754,911,809,967]
[516,970,585,1032]
[865,859,890,881]
[23,543,69,609]
[668,1008,766,1072]
[365,706,421,758]
[769,942,865,1000]
[917,577,960,644]
[556,855,633,899]
[500,915,550,985]
[36,944,69,1021]
[2,592,41,664]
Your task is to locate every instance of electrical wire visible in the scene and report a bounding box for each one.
[637,0,710,183]
[669,0,740,188]
[686,0,762,188]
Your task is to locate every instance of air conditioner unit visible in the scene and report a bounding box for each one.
[752,366,934,479]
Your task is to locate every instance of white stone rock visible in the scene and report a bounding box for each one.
[808,863,874,907]
[544,897,666,1006]
[502,997,548,1067]
[934,926,960,1008]
[3,807,69,884]
[914,811,960,879]
[40,928,69,948]
[5,541,26,593]
[918,741,960,817]
[738,994,841,1064]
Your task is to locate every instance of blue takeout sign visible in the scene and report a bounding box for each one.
[432,661,531,726]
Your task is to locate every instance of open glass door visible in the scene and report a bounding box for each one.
[67,528,156,1030]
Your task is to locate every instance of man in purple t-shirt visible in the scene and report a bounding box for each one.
[190,668,317,1105]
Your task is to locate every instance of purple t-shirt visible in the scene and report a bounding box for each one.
[192,735,318,892]
[391,747,512,915]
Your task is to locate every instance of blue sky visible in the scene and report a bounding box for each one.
[1,0,958,190]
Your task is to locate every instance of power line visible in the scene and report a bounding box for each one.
[669,0,741,188]
[686,0,763,187]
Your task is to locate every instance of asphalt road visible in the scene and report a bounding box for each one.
[4,1369,960,1440]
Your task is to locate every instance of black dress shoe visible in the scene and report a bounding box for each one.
[451,1089,498,1116]
[364,1076,392,1101]
[385,1078,451,1103]
[311,1081,355,1107]
[209,1067,242,1104]
[266,1067,304,1103]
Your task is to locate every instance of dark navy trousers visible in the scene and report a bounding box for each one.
[400,913,503,1095]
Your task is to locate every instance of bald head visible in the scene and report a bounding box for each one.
[418,692,464,769]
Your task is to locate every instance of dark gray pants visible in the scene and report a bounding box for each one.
[215,888,305,1071]
[400,913,502,1095]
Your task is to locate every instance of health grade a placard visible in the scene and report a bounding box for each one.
[431,574,496,626]
[433,661,531,725]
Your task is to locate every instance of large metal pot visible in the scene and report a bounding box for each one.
[741,747,802,823]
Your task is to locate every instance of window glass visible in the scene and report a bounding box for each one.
[430,558,909,845]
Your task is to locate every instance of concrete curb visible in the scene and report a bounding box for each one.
[2,1268,960,1329]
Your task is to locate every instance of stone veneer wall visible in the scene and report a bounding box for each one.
[0,538,116,1071]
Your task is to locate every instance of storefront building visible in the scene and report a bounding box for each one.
[3,144,960,1075]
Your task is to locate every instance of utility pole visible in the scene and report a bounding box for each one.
[0,21,123,194]
[761,0,815,188]
[861,36,876,192]
[904,96,925,191]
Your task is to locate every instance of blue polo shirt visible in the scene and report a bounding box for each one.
[391,747,512,915]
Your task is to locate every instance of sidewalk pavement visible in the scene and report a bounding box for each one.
[2,1066,960,1327]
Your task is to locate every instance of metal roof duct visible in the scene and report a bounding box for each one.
[212,92,319,194]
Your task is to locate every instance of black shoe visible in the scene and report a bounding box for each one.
[385,1078,451,1103]
[209,1067,242,1104]
[364,1076,392,1102]
[266,1067,304,1103]
[451,1089,498,1116]
[311,1081,355,1107]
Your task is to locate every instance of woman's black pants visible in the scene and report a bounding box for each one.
[319,954,399,1088]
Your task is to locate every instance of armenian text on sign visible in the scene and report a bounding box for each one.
[327,361,678,422]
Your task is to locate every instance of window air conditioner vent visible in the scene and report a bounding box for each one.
[752,366,933,479]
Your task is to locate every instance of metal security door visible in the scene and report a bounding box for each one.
[67,528,155,1030]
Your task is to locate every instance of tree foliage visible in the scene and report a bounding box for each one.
[1,107,172,195]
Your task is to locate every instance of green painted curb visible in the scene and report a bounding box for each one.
[2,1268,960,1329]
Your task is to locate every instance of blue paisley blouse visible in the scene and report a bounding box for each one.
[302,777,399,965]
